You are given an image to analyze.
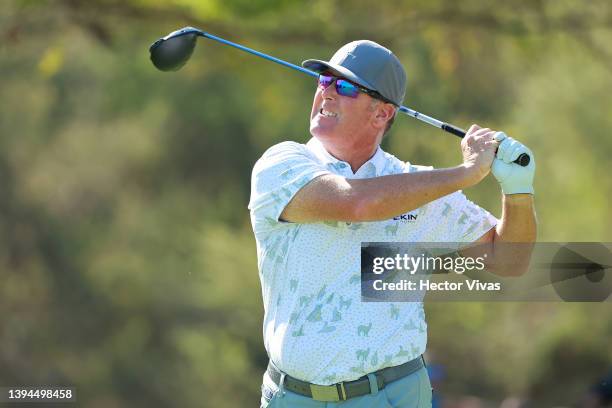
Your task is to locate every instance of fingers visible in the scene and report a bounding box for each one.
[492,158,512,182]
[497,138,513,162]
[467,124,481,134]
[497,137,528,163]
[474,128,493,138]
[494,131,507,142]
[509,142,529,162]
[468,126,509,142]
[467,125,500,142]
[467,124,494,139]
[507,141,527,163]
[463,126,500,157]
[485,140,499,148]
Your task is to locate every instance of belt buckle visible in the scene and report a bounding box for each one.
[310,382,347,402]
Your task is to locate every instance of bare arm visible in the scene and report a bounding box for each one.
[466,194,537,277]
[281,166,479,223]
[282,125,498,223]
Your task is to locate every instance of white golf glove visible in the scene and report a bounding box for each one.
[491,132,535,195]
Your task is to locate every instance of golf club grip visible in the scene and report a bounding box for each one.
[441,123,530,166]
[441,123,466,138]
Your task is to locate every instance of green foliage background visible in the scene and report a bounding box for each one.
[1,1,611,406]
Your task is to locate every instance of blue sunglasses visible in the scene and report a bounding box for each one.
[317,75,395,105]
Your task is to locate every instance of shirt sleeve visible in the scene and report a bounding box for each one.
[248,141,331,235]
[405,163,498,245]
[432,191,498,244]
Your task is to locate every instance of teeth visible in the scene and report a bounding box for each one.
[320,109,337,117]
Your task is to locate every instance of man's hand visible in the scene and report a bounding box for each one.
[491,132,536,194]
[461,124,499,184]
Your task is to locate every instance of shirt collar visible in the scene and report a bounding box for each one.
[306,137,386,177]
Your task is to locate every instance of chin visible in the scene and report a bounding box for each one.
[310,121,337,140]
[309,123,323,138]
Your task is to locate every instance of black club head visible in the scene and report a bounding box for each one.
[149,30,198,72]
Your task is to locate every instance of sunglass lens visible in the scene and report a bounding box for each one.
[318,75,334,89]
[335,79,360,98]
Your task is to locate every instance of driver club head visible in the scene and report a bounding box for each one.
[149,27,199,71]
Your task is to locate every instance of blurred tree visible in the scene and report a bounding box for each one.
[1,0,611,406]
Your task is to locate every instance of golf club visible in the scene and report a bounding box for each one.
[149,27,530,166]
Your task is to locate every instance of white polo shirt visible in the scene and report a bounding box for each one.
[249,137,497,385]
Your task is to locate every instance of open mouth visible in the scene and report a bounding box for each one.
[319,108,338,118]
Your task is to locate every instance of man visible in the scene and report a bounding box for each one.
[249,40,536,407]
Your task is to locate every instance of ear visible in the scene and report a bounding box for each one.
[373,103,396,130]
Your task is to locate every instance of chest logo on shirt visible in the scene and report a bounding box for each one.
[393,212,418,222]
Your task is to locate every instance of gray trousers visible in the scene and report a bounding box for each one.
[260,366,432,408]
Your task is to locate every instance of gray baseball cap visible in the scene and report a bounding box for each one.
[302,40,406,106]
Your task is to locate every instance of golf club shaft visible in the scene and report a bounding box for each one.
[200,31,318,78]
[186,28,463,136]
[160,27,529,165]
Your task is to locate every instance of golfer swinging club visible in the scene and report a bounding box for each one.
[249,40,537,408]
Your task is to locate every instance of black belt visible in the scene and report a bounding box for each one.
[266,355,424,402]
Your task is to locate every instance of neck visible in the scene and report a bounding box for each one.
[317,138,379,173]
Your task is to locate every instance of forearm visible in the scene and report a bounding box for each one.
[352,165,477,221]
[489,194,537,276]
[496,194,537,242]
[281,125,497,224]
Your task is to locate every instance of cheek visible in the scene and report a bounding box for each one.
[310,90,323,119]
[345,103,374,127]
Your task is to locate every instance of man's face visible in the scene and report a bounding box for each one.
[309,74,382,149]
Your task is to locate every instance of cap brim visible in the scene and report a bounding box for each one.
[302,59,378,92]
